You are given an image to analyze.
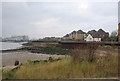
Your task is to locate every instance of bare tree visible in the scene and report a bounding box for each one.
[111,30,118,37]
[110,30,118,42]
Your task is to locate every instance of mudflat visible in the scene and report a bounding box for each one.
[2,51,65,66]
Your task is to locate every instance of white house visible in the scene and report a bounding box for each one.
[84,34,101,42]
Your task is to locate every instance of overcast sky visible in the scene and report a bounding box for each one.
[2,2,118,39]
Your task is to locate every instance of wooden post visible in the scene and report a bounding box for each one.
[118,23,120,42]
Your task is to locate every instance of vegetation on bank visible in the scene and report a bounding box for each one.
[0,70,1,80]
[31,40,59,43]
[30,47,69,55]
[2,42,118,79]
[2,55,118,79]
[20,47,70,55]
[2,44,118,79]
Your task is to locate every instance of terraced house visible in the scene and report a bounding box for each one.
[63,29,109,42]
[84,34,101,42]
[87,29,109,41]
[69,31,77,40]
[63,30,86,40]
[76,30,86,40]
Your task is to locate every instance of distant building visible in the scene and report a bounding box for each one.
[84,34,101,42]
[69,31,77,40]
[3,36,29,42]
[97,29,109,39]
[43,37,61,41]
[63,30,86,40]
[76,30,86,40]
[63,34,70,40]
[87,30,97,37]
[87,29,109,40]
[63,28,108,42]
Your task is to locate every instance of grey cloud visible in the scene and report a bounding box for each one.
[119,1,120,23]
[2,2,118,39]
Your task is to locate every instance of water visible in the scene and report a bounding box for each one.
[0,42,25,50]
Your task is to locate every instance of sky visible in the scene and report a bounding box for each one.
[1,1,119,39]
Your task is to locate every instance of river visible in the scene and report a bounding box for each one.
[0,42,26,50]
[1,42,65,66]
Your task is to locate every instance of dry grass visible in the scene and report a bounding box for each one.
[2,45,118,79]
[0,70,2,80]
[70,43,98,63]
[13,52,118,79]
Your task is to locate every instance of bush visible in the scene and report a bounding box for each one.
[70,43,98,63]
[48,57,54,62]
[29,47,69,55]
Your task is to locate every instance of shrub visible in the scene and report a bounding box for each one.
[30,47,69,55]
[48,57,54,62]
[70,43,99,63]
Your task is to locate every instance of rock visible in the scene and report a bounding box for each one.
[3,66,18,72]
[14,60,19,66]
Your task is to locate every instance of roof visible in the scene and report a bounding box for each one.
[64,34,69,37]
[92,33,100,38]
[77,30,86,34]
[86,34,100,38]
[98,29,106,34]
[71,31,76,34]
[87,30,97,37]
[87,29,109,38]
[87,30,96,35]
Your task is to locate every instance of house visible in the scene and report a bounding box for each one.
[63,30,86,40]
[69,31,77,40]
[87,29,109,41]
[97,29,109,39]
[84,34,101,42]
[63,34,70,40]
[76,30,86,40]
[63,28,108,41]
[87,30,97,37]
[63,31,77,40]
